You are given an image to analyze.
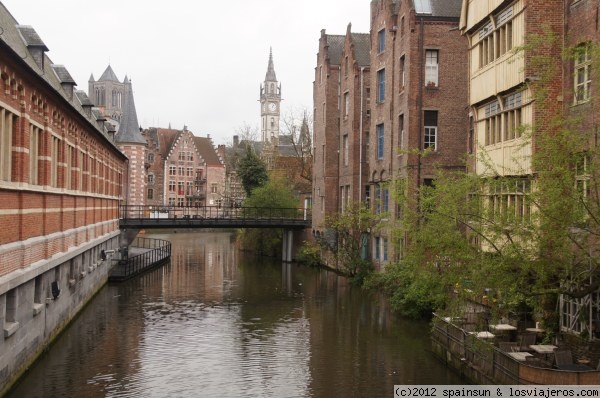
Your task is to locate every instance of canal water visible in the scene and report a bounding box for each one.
[7,231,463,398]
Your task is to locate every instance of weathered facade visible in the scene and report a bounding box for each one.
[0,5,127,394]
[368,0,468,268]
[312,30,344,237]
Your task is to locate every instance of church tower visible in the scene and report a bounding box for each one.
[260,48,281,144]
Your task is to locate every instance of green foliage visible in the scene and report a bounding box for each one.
[237,146,268,196]
[297,241,322,267]
[239,177,300,256]
[321,202,379,282]
[376,34,600,328]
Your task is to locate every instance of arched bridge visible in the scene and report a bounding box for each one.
[119,205,312,230]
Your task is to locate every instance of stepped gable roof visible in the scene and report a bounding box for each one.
[265,48,277,81]
[325,33,345,65]
[0,4,124,156]
[156,128,180,159]
[414,0,461,18]
[98,65,120,82]
[193,136,223,166]
[116,80,146,144]
[351,33,370,67]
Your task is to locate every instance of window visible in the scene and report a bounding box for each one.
[147,188,154,200]
[478,22,494,67]
[147,153,154,163]
[376,123,384,160]
[177,198,184,207]
[168,197,175,206]
[487,178,531,223]
[378,29,385,53]
[0,108,15,181]
[179,151,186,161]
[400,16,405,37]
[574,43,592,104]
[148,174,154,184]
[382,186,389,213]
[377,69,385,103]
[343,134,349,166]
[340,186,346,213]
[169,180,176,192]
[479,7,513,68]
[575,153,591,221]
[344,92,350,117]
[29,124,41,185]
[211,183,217,193]
[187,167,194,177]
[375,184,381,213]
[483,92,523,145]
[178,166,184,176]
[51,136,59,187]
[400,56,406,90]
[425,50,438,87]
[178,182,185,195]
[374,237,381,260]
[399,114,405,149]
[365,185,370,206]
[382,238,388,262]
[187,152,194,161]
[169,165,176,176]
[424,111,438,150]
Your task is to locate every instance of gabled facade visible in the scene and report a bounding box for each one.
[312,30,345,236]
[143,127,225,208]
[369,0,468,267]
[339,24,371,214]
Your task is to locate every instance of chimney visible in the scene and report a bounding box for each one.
[233,135,239,147]
[52,65,76,101]
[16,25,48,70]
[75,90,94,118]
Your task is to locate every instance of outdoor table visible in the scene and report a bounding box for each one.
[470,331,495,339]
[530,344,557,362]
[529,344,557,354]
[490,324,517,331]
[525,327,545,333]
[507,352,532,361]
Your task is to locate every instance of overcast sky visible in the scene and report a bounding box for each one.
[2,0,370,145]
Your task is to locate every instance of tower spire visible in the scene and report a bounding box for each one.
[265,47,277,81]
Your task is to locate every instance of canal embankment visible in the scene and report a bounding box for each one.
[109,236,171,281]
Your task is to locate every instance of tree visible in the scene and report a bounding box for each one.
[240,177,300,256]
[237,146,268,196]
[279,107,313,183]
[320,202,380,283]
[370,33,600,332]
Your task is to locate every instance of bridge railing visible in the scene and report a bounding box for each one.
[120,205,311,221]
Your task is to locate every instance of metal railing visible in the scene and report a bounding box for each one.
[110,237,171,281]
[119,205,312,229]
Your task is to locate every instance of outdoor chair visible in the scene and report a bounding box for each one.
[554,350,593,371]
[498,342,518,352]
[518,333,536,352]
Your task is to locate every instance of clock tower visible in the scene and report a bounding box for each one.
[260,48,281,144]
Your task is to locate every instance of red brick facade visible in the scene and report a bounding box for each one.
[0,38,126,277]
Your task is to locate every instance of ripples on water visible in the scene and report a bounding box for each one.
[7,232,462,398]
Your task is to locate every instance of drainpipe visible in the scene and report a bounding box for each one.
[359,67,365,204]
[163,159,167,205]
[389,25,397,180]
[416,16,425,213]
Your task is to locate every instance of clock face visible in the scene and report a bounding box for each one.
[268,102,277,112]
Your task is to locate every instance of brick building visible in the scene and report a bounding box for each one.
[0,5,127,393]
[369,0,468,267]
[313,0,468,269]
[338,25,371,215]
[143,127,225,207]
[312,30,344,237]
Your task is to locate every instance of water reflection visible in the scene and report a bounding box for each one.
[7,231,462,398]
